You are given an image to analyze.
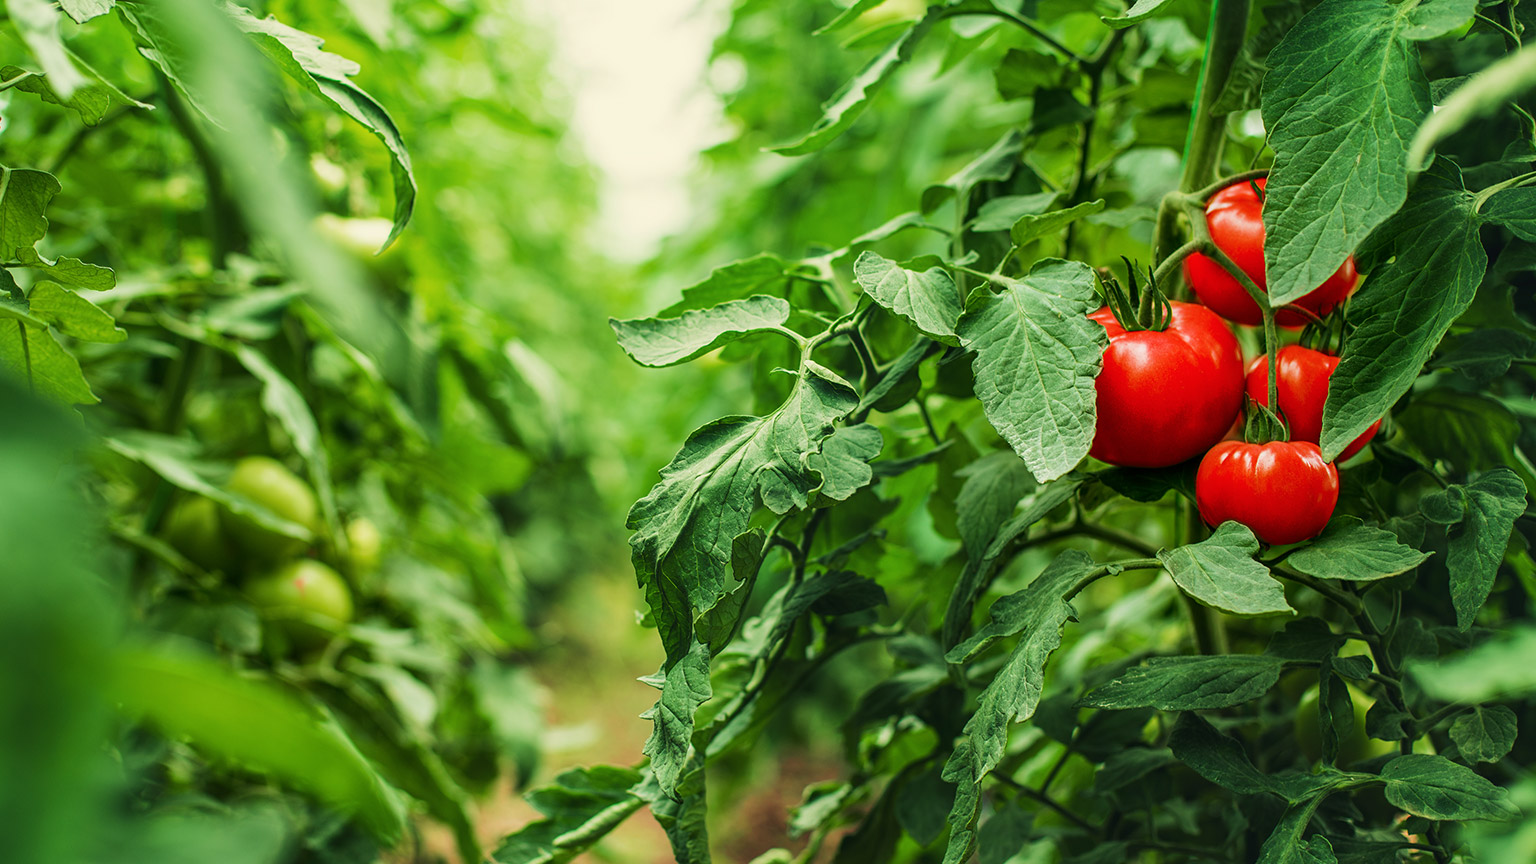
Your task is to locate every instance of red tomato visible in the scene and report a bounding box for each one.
[1246,345,1381,462]
[1196,440,1339,545]
[1182,179,1359,327]
[1089,301,1245,468]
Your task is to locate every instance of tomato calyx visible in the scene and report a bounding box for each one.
[1243,396,1289,445]
[1298,307,1352,357]
[1098,256,1172,332]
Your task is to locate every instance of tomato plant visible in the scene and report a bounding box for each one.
[1089,299,1244,467]
[1247,344,1383,461]
[1182,178,1360,326]
[222,456,320,562]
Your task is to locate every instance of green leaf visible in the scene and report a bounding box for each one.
[1450,705,1518,764]
[111,647,404,844]
[1092,747,1174,795]
[895,765,954,846]
[939,549,1081,864]
[490,765,645,864]
[3,62,151,126]
[994,47,1061,101]
[1484,185,1536,242]
[1286,517,1431,582]
[1102,0,1179,29]
[1009,199,1106,248]
[853,252,964,345]
[1257,796,1337,864]
[0,318,96,404]
[662,254,793,316]
[808,423,884,502]
[0,166,61,260]
[5,0,86,98]
[59,0,111,24]
[1320,162,1486,460]
[1441,469,1527,629]
[16,249,115,290]
[640,639,711,797]
[1170,712,1324,801]
[943,472,1087,648]
[947,549,1097,663]
[922,129,1024,213]
[628,361,859,661]
[1413,626,1536,702]
[610,296,793,367]
[1410,40,1536,171]
[1430,328,1536,384]
[1399,390,1525,484]
[223,2,416,250]
[1078,654,1285,710]
[1260,0,1440,305]
[636,762,710,864]
[957,259,1105,483]
[232,343,338,538]
[26,283,124,343]
[815,0,890,35]
[955,450,1034,561]
[1381,753,1519,821]
[1159,522,1292,616]
[971,192,1060,231]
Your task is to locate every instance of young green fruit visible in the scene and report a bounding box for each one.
[222,456,318,562]
[160,495,235,573]
[345,516,383,574]
[1294,683,1396,765]
[246,558,354,650]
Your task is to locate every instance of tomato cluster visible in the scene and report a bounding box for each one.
[1088,178,1384,545]
[160,455,375,654]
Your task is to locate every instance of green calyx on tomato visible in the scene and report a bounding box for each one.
[1089,300,1245,468]
[246,558,354,650]
[222,456,320,563]
[1182,178,1360,328]
[1097,257,1172,333]
[161,495,235,573]
[1247,345,1381,462]
[1195,438,1339,544]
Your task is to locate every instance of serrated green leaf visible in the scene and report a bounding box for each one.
[1159,522,1292,616]
[1484,185,1536,242]
[1170,712,1326,801]
[1433,468,1528,629]
[1079,654,1285,710]
[641,639,711,797]
[815,0,890,35]
[611,296,793,367]
[1451,705,1518,764]
[1102,0,1178,29]
[636,763,710,864]
[59,0,111,24]
[1257,796,1337,864]
[957,259,1105,483]
[6,0,86,98]
[1320,162,1486,460]
[222,2,415,250]
[948,549,1097,663]
[971,192,1060,232]
[26,283,124,343]
[939,550,1081,864]
[491,765,644,864]
[662,254,793,316]
[994,47,1060,101]
[112,647,404,844]
[1381,753,1519,821]
[955,450,1034,560]
[1399,390,1525,485]
[0,318,96,404]
[1009,199,1105,248]
[0,166,60,260]
[3,61,151,126]
[809,423,884,501]
[853,252,963,345]
[1286,516,1431,582]
[628,361,860,662]
[1260,0,1435,304]
[16,249,115,290]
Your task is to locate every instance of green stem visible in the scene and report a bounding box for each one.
[1176,0,1252,194]
[969,9,1087,66]
[1272,565,1362,615]
[1064,30,1127,254]
[992,773,1101,835]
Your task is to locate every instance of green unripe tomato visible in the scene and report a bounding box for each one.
[246,558,354,651]
[1295,683,1396,765]
[161,495,234,573]
[222,456,318,563]
[345,516,383,574]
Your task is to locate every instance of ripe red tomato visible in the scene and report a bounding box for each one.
[1182,179,1359,327]
[1089,301,1245,468]
[1246,345,1381,462]
[1196,440,1339,544]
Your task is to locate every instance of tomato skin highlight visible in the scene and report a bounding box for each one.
[1246,345,1382,462]
[1182,179,1359,327]
[1196,440,1339,545]
[1089,301,1245,468]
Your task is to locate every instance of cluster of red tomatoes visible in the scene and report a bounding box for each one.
[1089,179,1381,546]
